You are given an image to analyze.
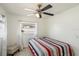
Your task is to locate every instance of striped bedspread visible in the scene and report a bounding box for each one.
[28,37,74,56]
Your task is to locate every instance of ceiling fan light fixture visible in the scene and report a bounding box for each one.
[35,13,39,18]
[25,4,54,18]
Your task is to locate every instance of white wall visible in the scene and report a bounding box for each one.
[6,4,79,55]
[0,6,7,56]
[7,13,46,47]
[47,5,79,55]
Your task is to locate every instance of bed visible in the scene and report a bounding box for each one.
[28,37,74,56]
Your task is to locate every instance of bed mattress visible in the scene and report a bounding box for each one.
[28,37,74,56]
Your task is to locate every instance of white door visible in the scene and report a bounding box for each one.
[21,22,37,48]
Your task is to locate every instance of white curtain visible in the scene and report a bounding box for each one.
[0,15,7,56]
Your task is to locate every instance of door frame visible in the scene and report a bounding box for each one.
[18,21,37,50]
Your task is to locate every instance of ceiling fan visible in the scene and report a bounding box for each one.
[24,4,54,18]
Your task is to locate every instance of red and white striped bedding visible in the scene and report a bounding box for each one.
[28,37,74,56]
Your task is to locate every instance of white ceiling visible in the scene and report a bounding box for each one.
[0,3,79,16]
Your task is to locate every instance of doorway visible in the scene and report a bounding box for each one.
[20,22,37,49]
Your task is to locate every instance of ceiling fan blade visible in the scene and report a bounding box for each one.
[24,8,36,12]
[43,12,54,16]
[41,4,52,11]
[39,13,42,18]
[26,14,34,16]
